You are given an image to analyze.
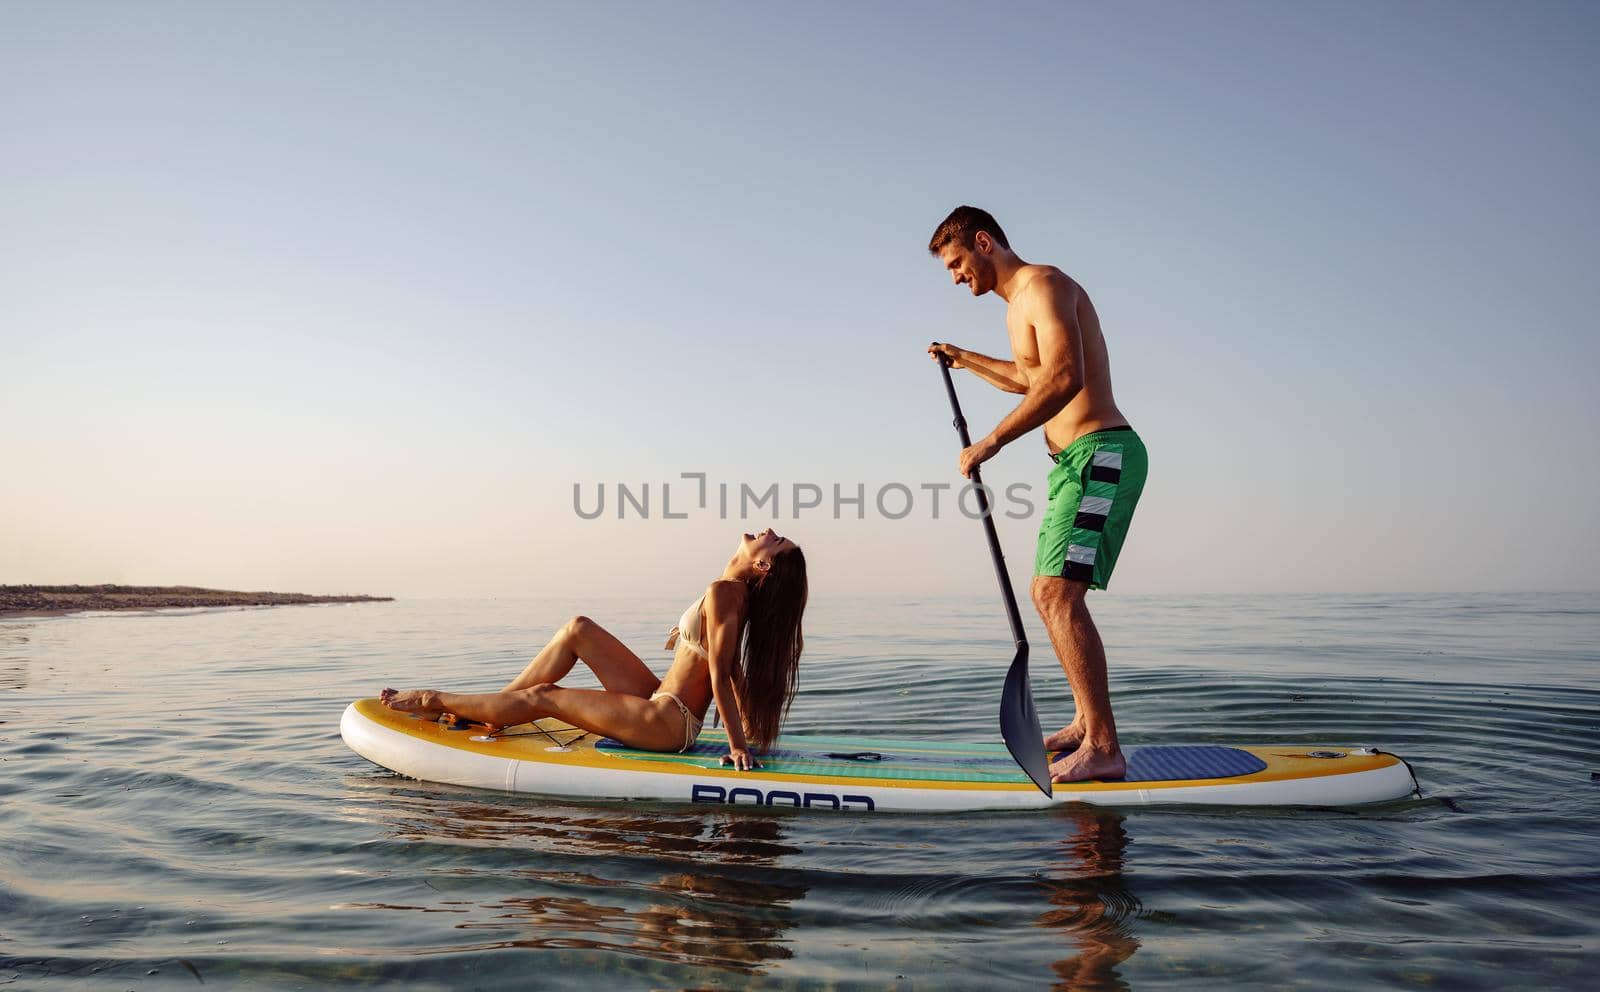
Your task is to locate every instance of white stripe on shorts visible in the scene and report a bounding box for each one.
[1091,450,1123,469]
[1067,544,1098,565]
[1078,495,1113,516]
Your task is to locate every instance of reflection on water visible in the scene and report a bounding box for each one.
[352,788,806,976]
[353,782,1153,985]
[1039,811,1143,991]
[0,626,29,690]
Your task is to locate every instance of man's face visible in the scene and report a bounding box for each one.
[938,241,995,296]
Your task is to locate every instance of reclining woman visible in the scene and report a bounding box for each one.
[381,528,806,771]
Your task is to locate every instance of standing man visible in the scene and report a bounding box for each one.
[927,205,1148,783]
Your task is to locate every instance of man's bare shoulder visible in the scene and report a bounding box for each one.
[1016,266,1081,313]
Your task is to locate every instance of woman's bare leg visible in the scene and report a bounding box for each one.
[380,617,671,741]
[500,615,660,696]
[388,684,682,750]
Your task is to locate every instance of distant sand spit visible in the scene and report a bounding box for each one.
[0,584,393,618]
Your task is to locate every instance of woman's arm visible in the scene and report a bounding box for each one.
[703,579,758,770]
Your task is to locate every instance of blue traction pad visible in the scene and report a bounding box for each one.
[595,738,1268,783]
[1110,745,1267,782]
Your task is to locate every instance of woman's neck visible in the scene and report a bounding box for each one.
[720,553,759,585]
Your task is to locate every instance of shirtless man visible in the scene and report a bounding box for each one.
[926,205,1148,783]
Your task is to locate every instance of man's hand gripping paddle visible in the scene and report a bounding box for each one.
[934,352,1053,796]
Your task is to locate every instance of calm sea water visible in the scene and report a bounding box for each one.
[1,593,1596,989]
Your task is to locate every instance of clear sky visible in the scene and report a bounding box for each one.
[3,1,1597,598]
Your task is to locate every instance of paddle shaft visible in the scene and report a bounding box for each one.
[935,354,1030,657]
[935,352,1050,795]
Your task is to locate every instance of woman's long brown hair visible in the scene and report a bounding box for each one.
[736,545,807,751]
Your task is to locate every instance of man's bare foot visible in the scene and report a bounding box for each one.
[1043,719,1086,752]
[1049,743,1127,784]
[379,687,445,718]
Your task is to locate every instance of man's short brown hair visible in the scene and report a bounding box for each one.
[928,205,1010,254]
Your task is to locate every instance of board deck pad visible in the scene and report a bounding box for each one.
[595,736,1268,784]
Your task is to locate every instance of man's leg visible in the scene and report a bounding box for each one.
[1032,575,1126,783]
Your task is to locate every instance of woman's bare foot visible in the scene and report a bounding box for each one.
[379,687,446,718]
[1049,743,1127,784]
[1043,718,1086,752]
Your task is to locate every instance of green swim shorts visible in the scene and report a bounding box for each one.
[1034,427,1149,588]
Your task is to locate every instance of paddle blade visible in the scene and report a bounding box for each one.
[1000,649,1052,797]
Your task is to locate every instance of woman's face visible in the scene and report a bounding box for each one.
[741,527,797,559]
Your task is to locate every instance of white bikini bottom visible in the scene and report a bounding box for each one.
[650,691,705,752]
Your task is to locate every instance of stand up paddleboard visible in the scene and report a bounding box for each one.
[341,699,1418,811]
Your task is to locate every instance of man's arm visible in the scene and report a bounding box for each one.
[928,343,1027,394]
[978,278,1084,452]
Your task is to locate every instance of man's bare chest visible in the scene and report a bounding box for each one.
[1005,312,1041,372]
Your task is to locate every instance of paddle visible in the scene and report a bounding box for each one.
[934,352,1053,797]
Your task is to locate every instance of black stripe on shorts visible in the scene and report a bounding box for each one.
[1073,510,1108,532]
[1063,560,1095,583]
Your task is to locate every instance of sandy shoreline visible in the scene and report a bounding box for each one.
[0,584,393,619]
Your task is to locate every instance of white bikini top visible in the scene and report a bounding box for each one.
[664,595,708,659]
